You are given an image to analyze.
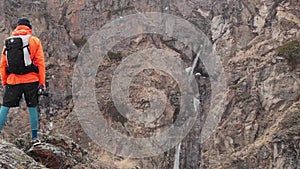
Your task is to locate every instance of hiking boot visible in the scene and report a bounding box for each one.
[31,138,41,146]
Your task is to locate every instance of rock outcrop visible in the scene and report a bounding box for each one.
[14,133,96,169]
[1,133,102,169]
[0,139,47,169]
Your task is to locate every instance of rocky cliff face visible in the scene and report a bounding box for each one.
[0,0,299,169]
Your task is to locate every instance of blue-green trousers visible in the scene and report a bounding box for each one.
[0,106,38,139]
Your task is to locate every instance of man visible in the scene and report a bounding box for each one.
[0,17,46,140]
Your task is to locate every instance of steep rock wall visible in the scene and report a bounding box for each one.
[0,0,298,168]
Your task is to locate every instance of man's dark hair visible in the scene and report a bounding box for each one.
[17,17,32,29]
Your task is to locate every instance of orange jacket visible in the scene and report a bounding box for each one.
[0,25,45,86]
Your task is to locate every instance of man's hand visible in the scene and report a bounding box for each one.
[2,84,6,92]
[38,84,46,91]
[38,84,47,96]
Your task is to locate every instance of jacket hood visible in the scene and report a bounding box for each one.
[12,25,32,36]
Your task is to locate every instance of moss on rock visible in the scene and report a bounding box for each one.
[276,40,300,69]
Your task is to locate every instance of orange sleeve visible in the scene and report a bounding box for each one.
[31,37,46,85]
[0,48,8,86]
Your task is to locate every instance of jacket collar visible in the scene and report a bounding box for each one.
[12,25,32,36]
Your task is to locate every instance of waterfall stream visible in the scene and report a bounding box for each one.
[173,50,201,169]
[173,142,182,169]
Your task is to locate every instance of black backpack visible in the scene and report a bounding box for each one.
[4,35,38,75]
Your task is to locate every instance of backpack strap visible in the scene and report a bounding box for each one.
[20,35,32,66]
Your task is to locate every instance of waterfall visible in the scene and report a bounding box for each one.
[174,50,201,169]
[185,50,201,78]
[173,142,182,169]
